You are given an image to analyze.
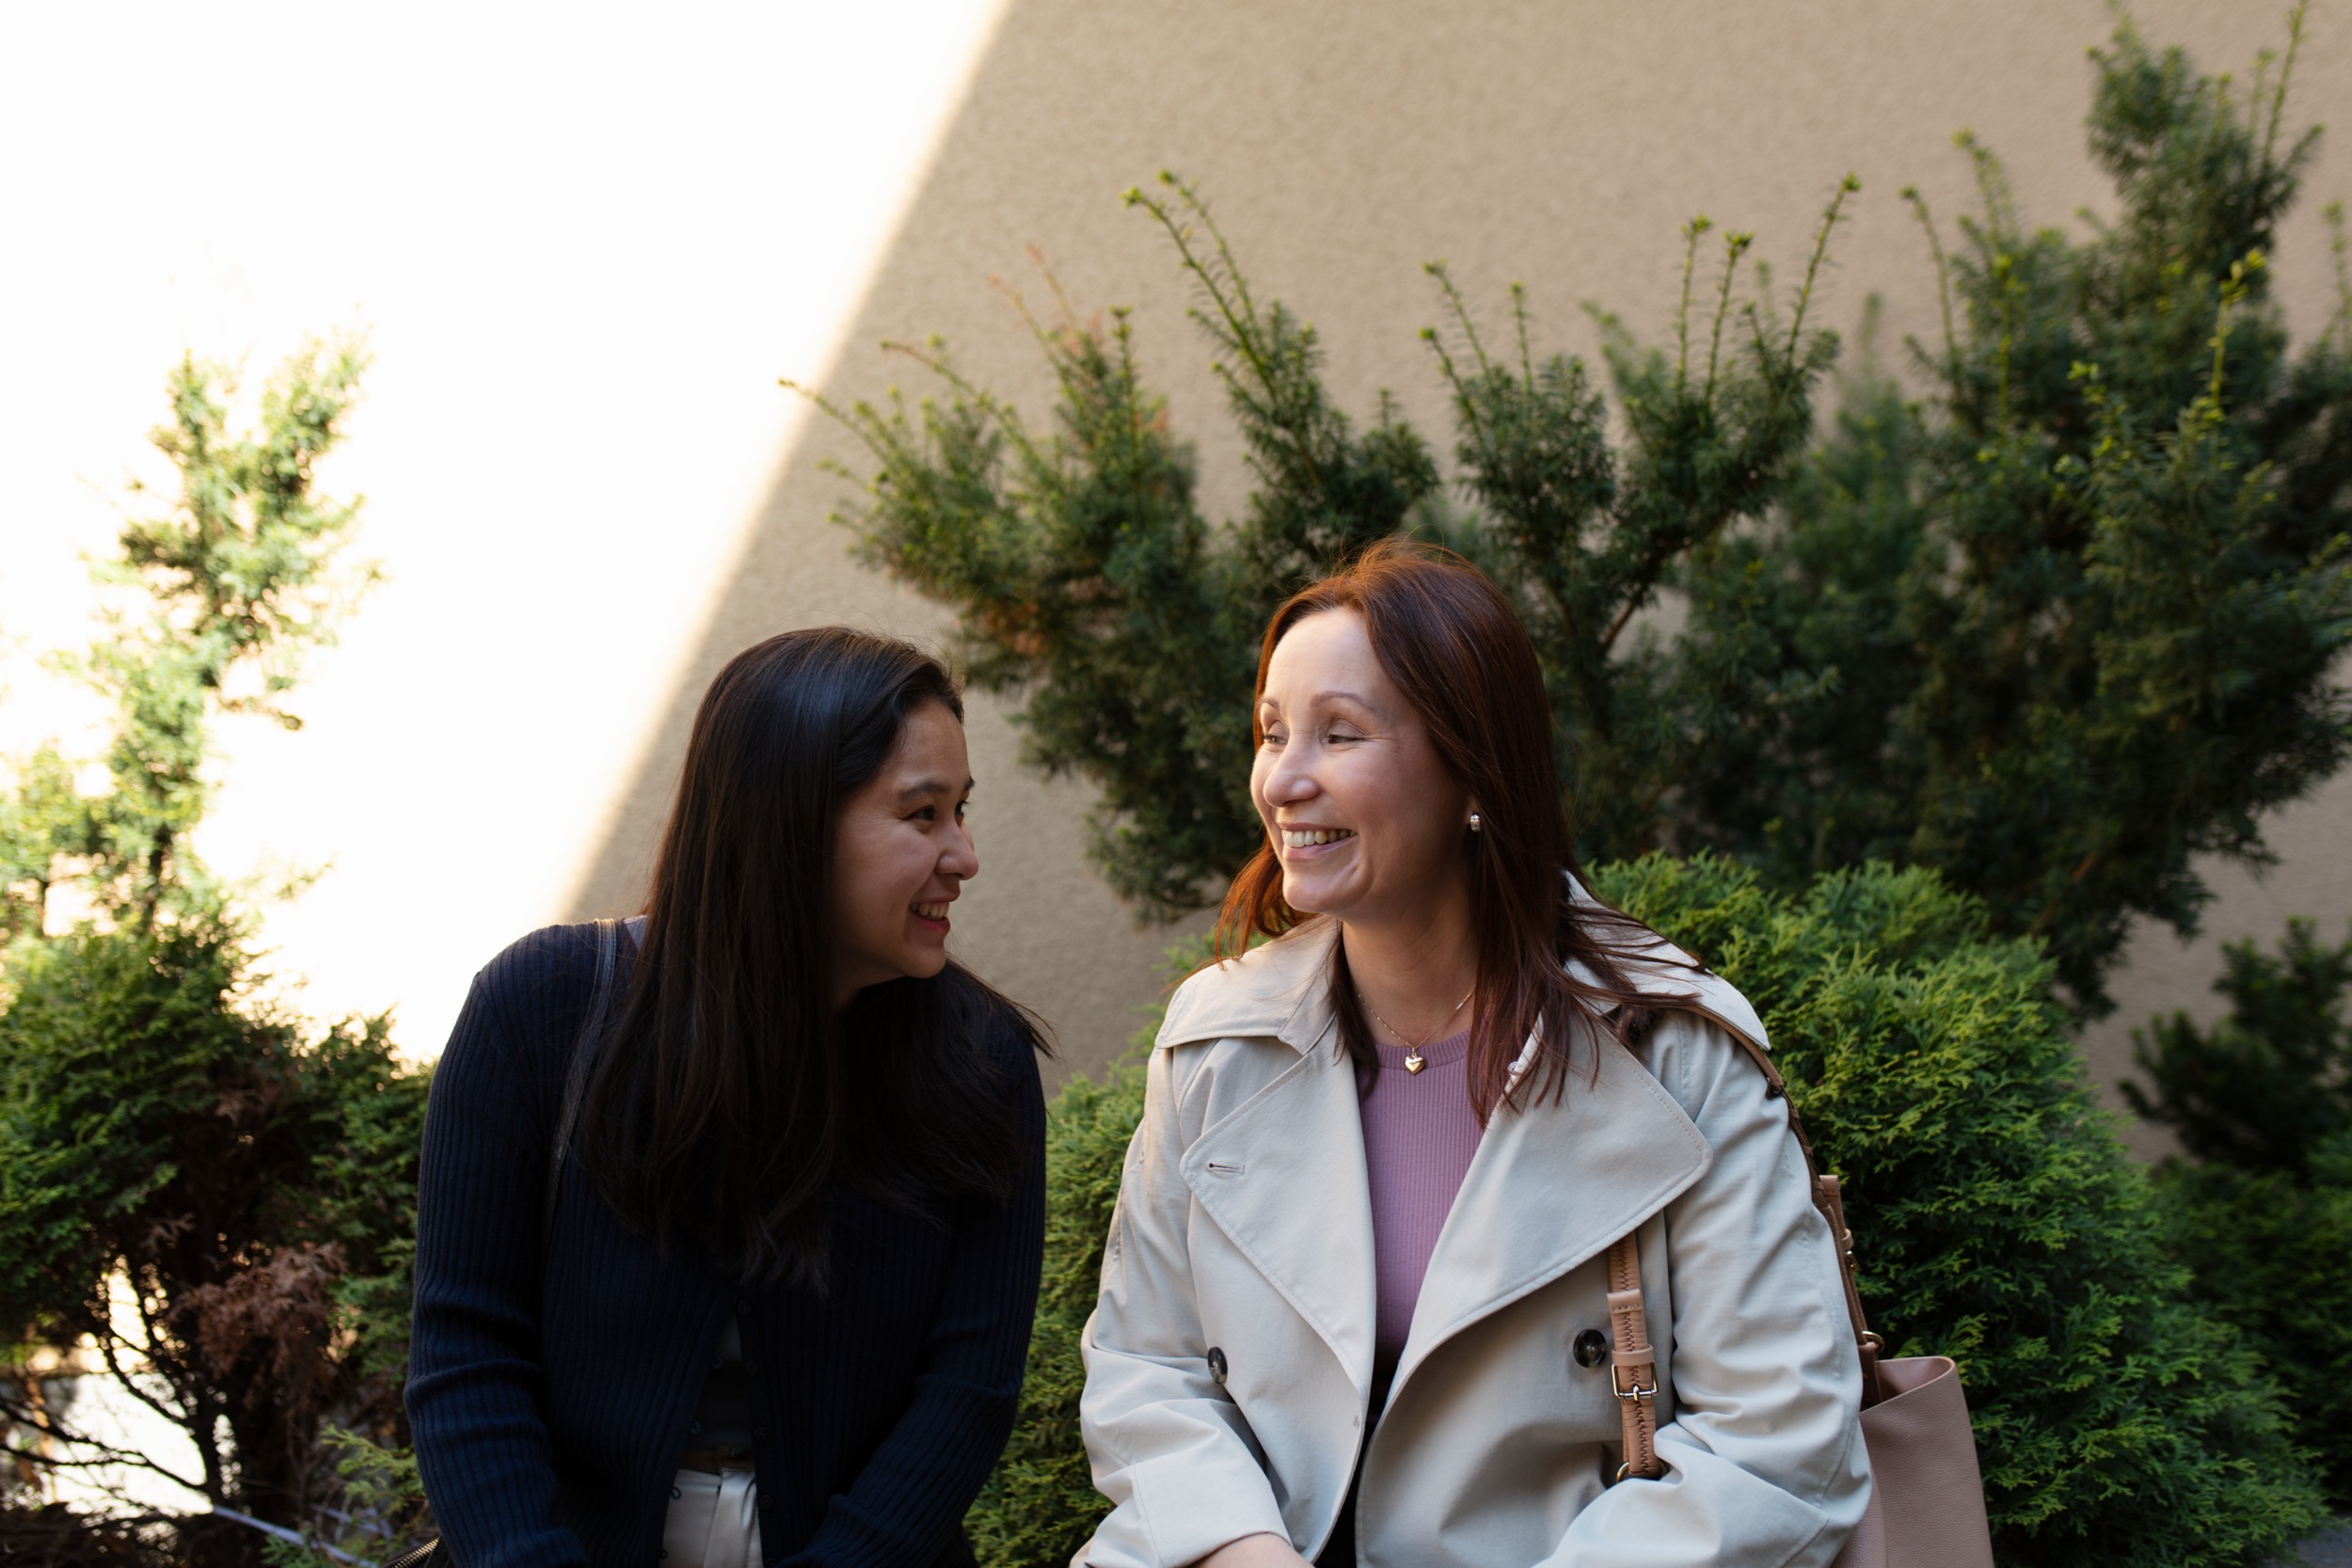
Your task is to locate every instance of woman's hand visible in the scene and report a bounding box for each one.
[1193,1532,1312,1568]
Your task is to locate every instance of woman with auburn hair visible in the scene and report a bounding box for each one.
[1077,541,1871,1568]
[407,627,1048,1568]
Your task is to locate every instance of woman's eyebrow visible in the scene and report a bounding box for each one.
[1263,687,1380,705]
[896,775,976,803]
[1311,688,1388,718]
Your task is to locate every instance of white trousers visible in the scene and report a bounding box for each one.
[661,1465,762,1568]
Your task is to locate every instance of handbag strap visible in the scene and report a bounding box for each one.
[1606,1006,1885,1481]
[1604,1231,1662,1481]
[544,917,624,1242]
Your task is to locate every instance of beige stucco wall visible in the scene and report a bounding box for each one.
[567,0,2352,1115]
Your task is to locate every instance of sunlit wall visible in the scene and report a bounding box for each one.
[0,1,1011,1074]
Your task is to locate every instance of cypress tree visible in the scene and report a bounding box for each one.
[0,342,426,1566]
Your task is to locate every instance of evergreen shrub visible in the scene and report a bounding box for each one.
[0,917,426,1531]
[0,338,412,1562]
[962,1062,1148,1568]
[964,859,2329,1568]
[2130,918,2352,1505]
[2151,1135,2352,1507]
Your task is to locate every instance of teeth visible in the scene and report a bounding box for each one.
[1280,829,1355,848]
[914,901,950,920]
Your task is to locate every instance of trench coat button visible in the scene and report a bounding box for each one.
[1206,1347,1229,1386]
[1573,1329,1609,1369]
[735,1298,752,1314]
[754,1426,767,1440]
[743,1361,760,1375]
[689,1420,702,1434]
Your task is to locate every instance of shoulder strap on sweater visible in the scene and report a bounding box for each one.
[544,918,622,1242]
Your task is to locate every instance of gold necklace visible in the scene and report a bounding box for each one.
[1358,986,1473,1074]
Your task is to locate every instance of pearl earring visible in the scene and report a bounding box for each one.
[1469,812,1484,833]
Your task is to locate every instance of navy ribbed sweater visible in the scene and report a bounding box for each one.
[406,924,1046,1568]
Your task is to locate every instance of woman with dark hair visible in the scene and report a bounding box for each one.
[1078,541,1870,1568]
[407,627,1048,1568]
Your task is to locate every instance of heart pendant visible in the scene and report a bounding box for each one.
[1405,1052,1426,1074]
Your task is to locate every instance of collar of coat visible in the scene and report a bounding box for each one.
[1150,879,1773,1401]
[1156,879,1768,1058]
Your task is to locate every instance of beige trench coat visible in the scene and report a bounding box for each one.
[1077,913,1871,1568]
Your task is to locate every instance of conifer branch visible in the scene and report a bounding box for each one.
[1676,215,1713,398]
[1786,174,1861,362]
[1511,282,1535,384]
[1127,171,1327,495]
[2207,251,2265,412]
[1902,184,1961,373]
[2325,200,2351,358]
[1423,261,1493,375]
[2260,0,2307,179]
[1704,230,1756,402]
[1955,131,2017,242]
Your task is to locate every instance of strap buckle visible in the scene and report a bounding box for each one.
[1611,1364,1657,1402]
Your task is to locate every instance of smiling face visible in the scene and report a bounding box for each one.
[830,700,978,1006]
[1251,608,1473,929]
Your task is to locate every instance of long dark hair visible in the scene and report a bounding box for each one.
[1216,539,1687,1121]
[575,627,1043,1284]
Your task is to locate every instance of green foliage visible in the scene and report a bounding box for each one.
[798,181,1445,911]
[257,1428,436,1568]
[1,340,374,939]
[963,1062,1148,1568]
[1672,11,2352,1009]
[2127,917,2352,1506]
[965,936,1215,1564]
[0,924,425,1514]
[1593,855,2327,1566]
[2152,1133,2352,1506]
[0,338,420,1565]
[969,862,2330,1568]
[816,12,2352,1013]
[2127,917,2352,1171]
[1430,186,1854,857]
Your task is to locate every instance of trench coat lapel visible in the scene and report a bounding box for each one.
[1179,1045,1378,1395]
[1390,1025,1712,1399]
[1172,925,1381,1396]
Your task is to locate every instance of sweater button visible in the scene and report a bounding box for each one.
[743,1361,760,1375]
[736,1298,751,1314]
[689,1420,702,1434]
[1574,1329,1609,1369]
[753,1427,767,1441]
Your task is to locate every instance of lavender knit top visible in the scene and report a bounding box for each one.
[1359,1027,1483,1395]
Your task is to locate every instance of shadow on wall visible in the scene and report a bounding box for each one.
[570,0,2352,1091]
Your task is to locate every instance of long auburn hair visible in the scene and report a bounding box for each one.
[575,627,1043,1285]
[1216,539,1687,1121]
